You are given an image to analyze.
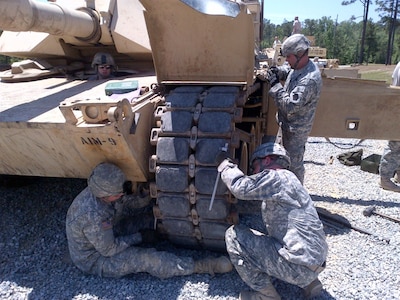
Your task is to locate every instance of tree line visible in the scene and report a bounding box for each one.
[1,0,398,66]
[260,0,400,65]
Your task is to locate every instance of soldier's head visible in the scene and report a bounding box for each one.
[88,162,126,201]
[280,34,310,69]
[91,52,116,79]
[250,142,290,173]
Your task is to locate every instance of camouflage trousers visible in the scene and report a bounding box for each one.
[282,129,309,184]
[95,247,195,279]
[225,224,318,291]
[379,140,400,179]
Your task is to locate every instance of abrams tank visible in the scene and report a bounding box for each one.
[0,0,264,251]
[1,0,399,251]
[0,0,153,80]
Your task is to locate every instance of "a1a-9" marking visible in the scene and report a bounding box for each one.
[81,137,117,146]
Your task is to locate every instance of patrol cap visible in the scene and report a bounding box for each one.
[91,52,116,69]
[88,163,125,198]
[281,34,310,57]
[250,142,291,169]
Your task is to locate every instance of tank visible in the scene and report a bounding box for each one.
[1,0,400,251]
[0,0,153,80]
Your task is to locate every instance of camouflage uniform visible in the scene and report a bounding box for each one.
[379,140,400,180]
[269,59,322,183]
[380,63,400,187]
[392,61,400,86]
[219,160,328,292]
[66,187,196,279]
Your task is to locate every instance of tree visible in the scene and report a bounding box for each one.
[376,0,400,64]
[260,8,399,65]
[342,0,371,64]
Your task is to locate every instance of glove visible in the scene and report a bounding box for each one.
[269,66,279,74]
[256,73,268,82]
[267,69,280,87]
[123,180,133,195]
[140,229,159,244]
[215,151,232,165]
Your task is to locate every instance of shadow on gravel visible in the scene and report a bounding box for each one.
[0,175,40,187]
[311,194,400,209]
[304,160,326,166]
[311,195,393,244]
[275,279,336,300]
[307,138,370,149]
[0,177,340,300]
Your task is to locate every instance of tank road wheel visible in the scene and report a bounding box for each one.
[149,86,244,251]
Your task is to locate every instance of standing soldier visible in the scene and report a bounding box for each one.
[380,141,400,192]
[379,63,400,192]
[260,34,322,184]
[292,16,302,35]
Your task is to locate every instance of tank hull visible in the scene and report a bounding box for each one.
[1,0,400,251]
[0,76,158,181]
[266,77,400,140]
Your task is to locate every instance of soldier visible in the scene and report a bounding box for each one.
[272,36,281,49]
[66,162,232,278]
[261,34,322,184]
[292,16,302,35]
[216,142,328,300]
[379,64,400,192]
[88,52,117,80]
[379,141,400,192]
[391,61,400,86]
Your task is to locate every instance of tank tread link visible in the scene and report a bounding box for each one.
[148,85,253,251]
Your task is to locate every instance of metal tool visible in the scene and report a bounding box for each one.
[209,143,228,211]
[275,122,283,146]
[363,206,400,224]
[317,207,390,244]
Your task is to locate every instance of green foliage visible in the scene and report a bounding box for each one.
[261,5,400,65]
[0,55,19,65]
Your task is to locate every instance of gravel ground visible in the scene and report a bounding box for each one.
[1,137,400,300]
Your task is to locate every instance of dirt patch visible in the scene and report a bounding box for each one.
[351,63,396,74]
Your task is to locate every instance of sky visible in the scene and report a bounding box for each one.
[263,0,381,24]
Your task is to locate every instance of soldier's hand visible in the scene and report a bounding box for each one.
[215,151,232,166]
[269,66,279,75]
[256,73,268,82]
[123,180,133,195]
[267,69,280,87]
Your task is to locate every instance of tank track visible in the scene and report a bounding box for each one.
[149,85,251,251]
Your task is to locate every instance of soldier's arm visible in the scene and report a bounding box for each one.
[83,214,141,257]
[219,160,275,201]
[269,78,317,116]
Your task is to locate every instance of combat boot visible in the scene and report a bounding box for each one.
[303,278,323,299]
[239,286,281,300]
[194,256,233,275]
[394,172,399,183]
[380,177,400,193]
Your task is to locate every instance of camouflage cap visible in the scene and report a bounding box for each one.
[281,34,310,57]
[88,163,125,198]
[250,142,291,168]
